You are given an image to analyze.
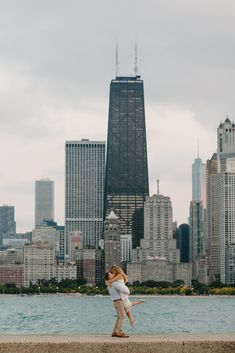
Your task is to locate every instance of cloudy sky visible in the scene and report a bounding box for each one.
[0,0,234,232]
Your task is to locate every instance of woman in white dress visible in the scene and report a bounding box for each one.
[106,265,144,327]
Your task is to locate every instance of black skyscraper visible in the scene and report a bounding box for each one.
[179,223,190,263]
[104,75,149,248]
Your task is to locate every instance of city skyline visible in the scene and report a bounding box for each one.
[1,1,234,232]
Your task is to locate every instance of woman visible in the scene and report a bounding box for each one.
[105,269,129,337]
[107,265,144,326]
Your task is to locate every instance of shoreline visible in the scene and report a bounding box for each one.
[0,293,235,298]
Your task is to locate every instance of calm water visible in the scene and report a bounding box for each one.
[0,295,234,334]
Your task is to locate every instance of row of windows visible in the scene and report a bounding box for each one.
[66,144,105,148]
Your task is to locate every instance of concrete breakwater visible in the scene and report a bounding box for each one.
[0,334,235,353]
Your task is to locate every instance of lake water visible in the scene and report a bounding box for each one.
[0,295,234,334]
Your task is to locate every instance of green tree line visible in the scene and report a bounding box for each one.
[0,279,235,295]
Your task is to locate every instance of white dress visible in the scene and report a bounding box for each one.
[116,279,132,311]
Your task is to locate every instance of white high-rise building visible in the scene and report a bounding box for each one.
[23,243,55,287]
[207,118,235,284]
[65,140,105,254]
[217,117,235,154]
[217,117,235,172]
[141,194,179,263]
[35,179,54,227]
[127,192,191,285]
[192,158,207,206]
[104,210,121,272]
[190,156,207,280]
[218,158,235,284]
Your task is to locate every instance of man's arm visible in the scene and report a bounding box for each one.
[112,281,130,295]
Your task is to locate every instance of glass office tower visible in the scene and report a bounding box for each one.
[104,75,149,248]
[65,140,105,256]
[35,179,54,227]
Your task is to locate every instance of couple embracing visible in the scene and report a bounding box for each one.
[105,265,144,338]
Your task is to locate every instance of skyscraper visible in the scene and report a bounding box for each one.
[218,158,235,284]
[142,194,180,263]
[65,139,105,254]
[178,223,190,263]
[35,179,54,227]
[207,118,235,283]
[189,200,204,274]
[127,193,192,285]
[104,75,149,249]
[192,157,206,206]
[217,117,235,172]
[206,153,220,282]
[104,210,121,272]
[0,205,16,245]
[190,155,207,280]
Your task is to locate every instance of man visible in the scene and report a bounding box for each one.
[105,271,129,338]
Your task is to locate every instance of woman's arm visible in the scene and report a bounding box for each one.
[112,281,130,295]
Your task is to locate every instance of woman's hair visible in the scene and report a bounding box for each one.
[105,272,110,281]
[110,265,128,283]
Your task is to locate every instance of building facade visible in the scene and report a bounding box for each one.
[206,153,220,282]
[120,234,132,263]
[104,75,149,249]
[0,248,23,265]
[192,158,207,206]
[141,194,180,263]
[206,118,235,283]
[104,210,121,272]
[127,193,191,285]
[0,205,16,245]
[218,159,235,284]
[35,179,54,227]
[65,140,105,254]
[189,200,204,278]
[178,223,190,263]
[190,155,207,281]
[32,225,57,249]
[69,230,83,263]
[73,246,104,286]
[0,264,23,287]
[23,243,55,287]
[23,243,76,287]
[42,220,65,262]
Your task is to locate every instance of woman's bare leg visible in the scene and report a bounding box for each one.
[126,310,136,327]
[131,300,144,307]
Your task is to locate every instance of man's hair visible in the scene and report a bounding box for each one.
[105,272,110,280]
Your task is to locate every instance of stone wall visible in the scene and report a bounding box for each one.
[0,333,234,353]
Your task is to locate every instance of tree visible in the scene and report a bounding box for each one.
[172,280,185,287]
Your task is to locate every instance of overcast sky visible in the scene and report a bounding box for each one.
[0,0,234,232]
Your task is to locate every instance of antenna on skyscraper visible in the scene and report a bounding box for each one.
[134,41,138,76]
[115,41,120,78]
[157,179,160,195]
[197,138,200,158]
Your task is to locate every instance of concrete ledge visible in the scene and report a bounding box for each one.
[0,333,235,353]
